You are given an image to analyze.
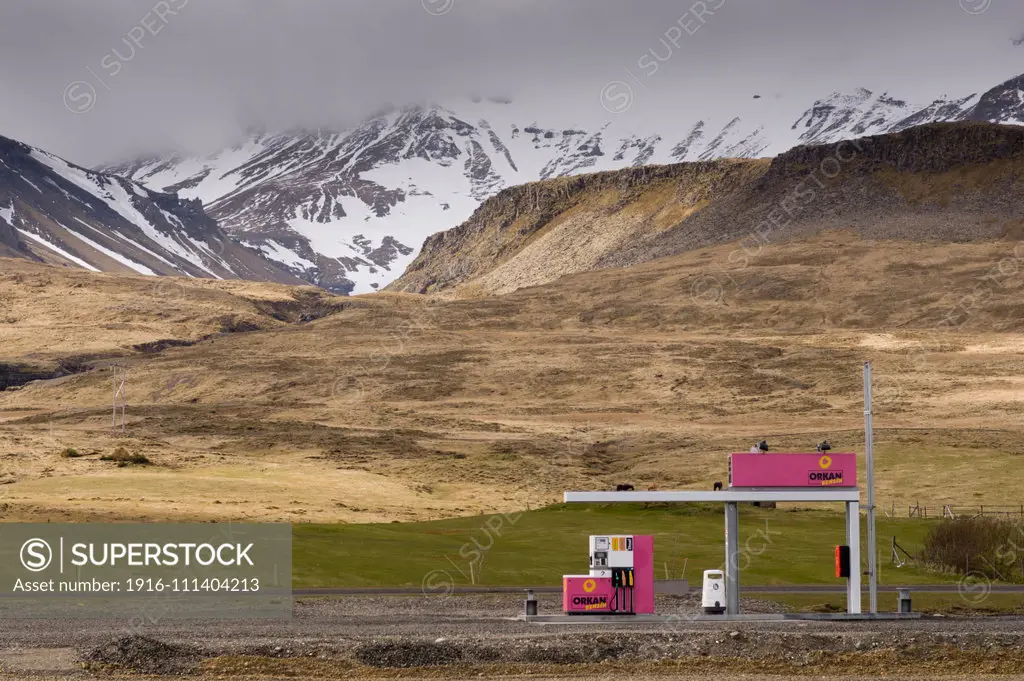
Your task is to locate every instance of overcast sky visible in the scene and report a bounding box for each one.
[1,0,1021,165]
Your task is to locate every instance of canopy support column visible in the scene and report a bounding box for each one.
[846,500,862,614]
[725,501,740,615]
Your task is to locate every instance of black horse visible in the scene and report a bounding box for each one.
[616,483,635,491]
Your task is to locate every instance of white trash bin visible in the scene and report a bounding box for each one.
[702,569,725,614]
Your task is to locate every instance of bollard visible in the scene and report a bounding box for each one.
[897,589,912,613]
[525,589,538,617]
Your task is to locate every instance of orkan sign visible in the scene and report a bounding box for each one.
[728,453,857,488]
[562,576,613,613]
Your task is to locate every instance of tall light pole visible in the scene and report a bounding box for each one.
[863,362,878,614]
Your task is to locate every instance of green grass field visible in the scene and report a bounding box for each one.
[292,503,954,589]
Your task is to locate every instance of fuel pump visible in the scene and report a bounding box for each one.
[562,535,655,615]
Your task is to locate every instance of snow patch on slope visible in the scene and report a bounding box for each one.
[16,228,100,271]
[247,239,315,271]
[72,216,178,270]
[0,201,15,226]
[19,175,42,193]
[59,222,157,275]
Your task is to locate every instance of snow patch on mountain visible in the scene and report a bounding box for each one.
[17,228,99,271]
[245,239,316,271]
[0,200,14,226]
[58,220,158,275]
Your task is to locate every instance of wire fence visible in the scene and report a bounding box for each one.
[884,503,1024,519]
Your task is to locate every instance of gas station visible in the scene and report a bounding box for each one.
[528,364,918,622]
[559,452,863,618]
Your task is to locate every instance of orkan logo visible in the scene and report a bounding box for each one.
[582,579,597,593]
[810,454,844,485]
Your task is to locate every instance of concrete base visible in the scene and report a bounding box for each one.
[523,612,922,624]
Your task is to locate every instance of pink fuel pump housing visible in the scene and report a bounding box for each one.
[562,535,655,615]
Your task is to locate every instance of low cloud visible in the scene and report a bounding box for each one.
[0,0,1021,165]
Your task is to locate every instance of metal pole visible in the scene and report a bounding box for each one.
[846,500,862,614]
[863,362,878,614]
[724,502,740,615]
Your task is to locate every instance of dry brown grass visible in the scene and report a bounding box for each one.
[874,156,1024,206]
[468,181,699,296]
[0,257,341,361]
[2,232,1024,522]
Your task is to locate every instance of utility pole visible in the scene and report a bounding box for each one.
[112,365,127,435]
[863,362,878,614]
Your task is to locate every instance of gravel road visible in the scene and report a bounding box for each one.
[2,594,1024,679]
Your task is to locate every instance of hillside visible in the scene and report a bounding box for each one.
[387,160,768,296]
[389,122,1024,296]
[0,258,344,385]
[1,228,1023,523]
[0,136,301,284]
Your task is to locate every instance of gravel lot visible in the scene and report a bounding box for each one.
[2,594,1024,678]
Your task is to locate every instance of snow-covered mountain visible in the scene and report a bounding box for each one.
[109,72,1024,294]
[0,136,300,284]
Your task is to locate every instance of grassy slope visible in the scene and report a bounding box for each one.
[292,505,949,589]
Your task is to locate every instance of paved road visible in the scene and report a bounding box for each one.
[293,584,1024,596]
